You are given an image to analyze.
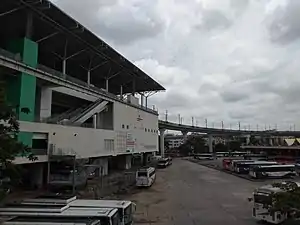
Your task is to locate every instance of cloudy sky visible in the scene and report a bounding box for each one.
[52,0,300,131]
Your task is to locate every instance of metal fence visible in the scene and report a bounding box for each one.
[81,171,136,199]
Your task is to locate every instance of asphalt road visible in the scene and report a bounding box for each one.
[129,158,265,225]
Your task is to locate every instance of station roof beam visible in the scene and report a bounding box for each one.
[0,0,165,95]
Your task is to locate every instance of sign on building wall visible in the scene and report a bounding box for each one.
[126,133,135,152]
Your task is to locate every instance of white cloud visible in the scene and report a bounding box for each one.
[52,0,300,130]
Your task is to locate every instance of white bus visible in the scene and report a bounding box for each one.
[251,181,300,224]
[194,153,214,160]
[230,160,254,172]
[3,216,101,225]
[21,197,136,225]
[249,164,296,179]
[136,167,156,187]
[0,205,120,225]
[234,161,277,174]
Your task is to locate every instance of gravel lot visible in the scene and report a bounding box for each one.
[124,158,266,225]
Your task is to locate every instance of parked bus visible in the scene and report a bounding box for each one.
[0,205,120,225]
[234,161,278,174]
[136,167,156,187]
[216,152,229,157]
[157,158,172,168]
[230,160,254,172]
[2,216,101,225]
[243,153,267,160]
[249,164,296,179]
[222,159,232,170]
[22,197,136,225]
[250,181,300,224]
[194,153,214,160]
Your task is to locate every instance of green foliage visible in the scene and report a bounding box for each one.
[0,103,37,201]
[270,182,300,219]
[178,135,206,156]
[215,143,227,152]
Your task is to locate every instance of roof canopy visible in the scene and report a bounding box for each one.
[0,0,165,94]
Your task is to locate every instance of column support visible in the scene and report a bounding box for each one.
[182,131,188,142]
[159,128,166,158]
[120,85,123,99]
[87,70,91,86]
[93,114,97,129]
[106,79,109,92]
[208,134,213,153]
[40,87,52,120]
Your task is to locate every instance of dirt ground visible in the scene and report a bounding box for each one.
[115,158,300,225]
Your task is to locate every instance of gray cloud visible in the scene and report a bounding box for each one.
[51,0,300,130]
[53,0,165,45]
[268,1,300,45]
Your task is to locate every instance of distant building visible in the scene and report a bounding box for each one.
[165,134,184,149]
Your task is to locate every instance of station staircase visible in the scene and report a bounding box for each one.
[49,99,108,125]
[68,99,108,125]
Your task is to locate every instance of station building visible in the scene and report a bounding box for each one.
[0,0,165,187]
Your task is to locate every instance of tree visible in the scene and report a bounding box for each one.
[178,135,206,156]
[215,143,227,152]
[269,182,300,223]
[0,103,36,201]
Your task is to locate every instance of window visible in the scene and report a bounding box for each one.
[122,124,125,129]
[127,125,129,129]
[145,128,147,132]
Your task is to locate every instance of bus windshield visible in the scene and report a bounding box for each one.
[111,212,121,225]
[124,204,133,225]
[254,193,272,205]
[137,171,148,177]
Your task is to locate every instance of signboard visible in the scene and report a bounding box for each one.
[126,133,135,152]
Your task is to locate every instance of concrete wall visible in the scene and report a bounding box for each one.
[113,101,158,154]
[19,121,115,158]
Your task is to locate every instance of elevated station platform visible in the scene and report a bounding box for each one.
[0,0,165,188]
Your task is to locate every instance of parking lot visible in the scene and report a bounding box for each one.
[124,158,267,225]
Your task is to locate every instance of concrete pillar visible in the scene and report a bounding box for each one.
[93,114,97,129]
[246,135,250,145]
[182,131,188,142]
[159,128,166,157]
[87,70,91,86]
[208,134,213,153]
[269,137,273,146]
[140,94,144,107]
[30,163,44,189]
[99,157,108,176]
[40,87,52,120]
[119,155,132,170]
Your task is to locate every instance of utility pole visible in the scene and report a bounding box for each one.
[221,121,224,130]
[192,117,194,126]
[205,118,208,128]
[238,122,241,131]
[229,123,232,130]
[178,114,180,124]
[294,124,296,131]
[181,117,184,124]
[196,120,198,127]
